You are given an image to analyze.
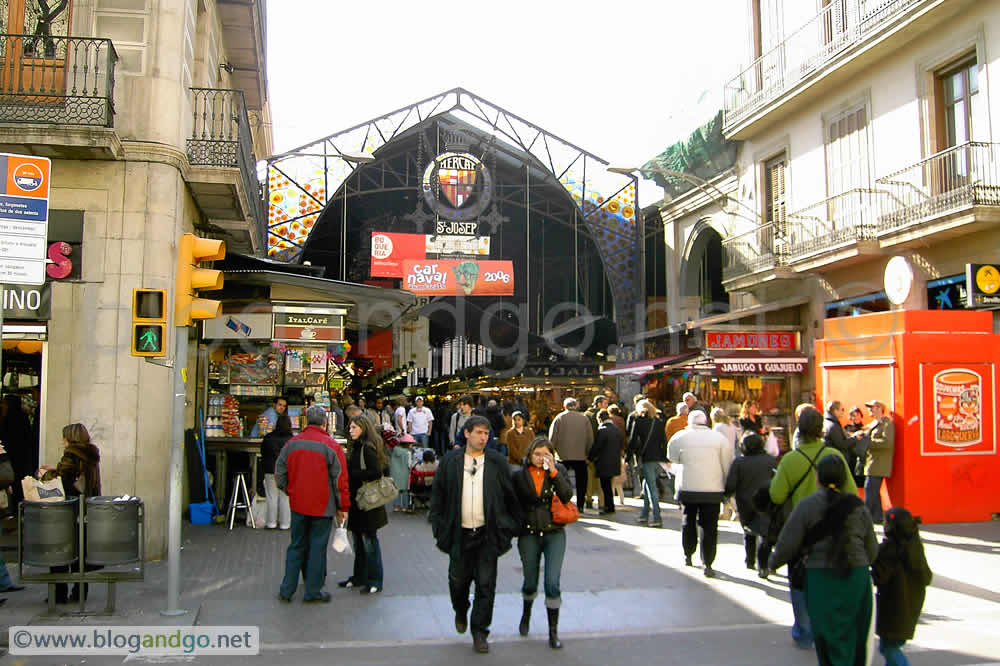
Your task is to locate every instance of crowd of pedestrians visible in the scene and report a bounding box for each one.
[259,387,927,663]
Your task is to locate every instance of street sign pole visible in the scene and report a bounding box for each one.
[162,325,187,616]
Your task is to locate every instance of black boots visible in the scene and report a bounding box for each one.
[519,599,532,636]
[546,608,562,649]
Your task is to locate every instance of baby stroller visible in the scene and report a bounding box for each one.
[408,448,437,511]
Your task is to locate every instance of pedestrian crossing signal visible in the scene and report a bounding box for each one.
[131,288,166,357]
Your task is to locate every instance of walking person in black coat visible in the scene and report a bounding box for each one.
[872,507,933,666]
[724,433,777,577]
[429,416,522,654]
[511,436,574,649]
[588,410,623,515]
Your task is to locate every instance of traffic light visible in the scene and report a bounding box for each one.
[131,288,166,357]
[175,233,226,327]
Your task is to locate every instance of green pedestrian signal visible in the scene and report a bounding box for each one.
[131,288,167,357]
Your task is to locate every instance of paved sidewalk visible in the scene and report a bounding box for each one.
[0,498,997,664]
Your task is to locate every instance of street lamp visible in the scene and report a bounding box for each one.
[607,165,761,225]
[338,153,376,281]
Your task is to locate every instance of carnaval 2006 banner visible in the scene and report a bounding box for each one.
[401,259,514,296]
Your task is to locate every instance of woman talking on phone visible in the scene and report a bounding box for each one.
[510,436,574,649]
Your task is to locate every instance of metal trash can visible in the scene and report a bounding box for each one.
[22,499,79,567]
[85,497,142,566]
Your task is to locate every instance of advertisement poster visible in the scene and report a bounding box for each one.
[425,235,490,256]
[370,232,426,277]
[921,362,996,455]
[401,259,514,296]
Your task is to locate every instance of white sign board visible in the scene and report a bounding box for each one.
[0,153,51,285]
[425,235,490,256]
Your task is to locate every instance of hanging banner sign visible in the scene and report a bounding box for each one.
[370,232,426,278]
[425,235,490,256]
[401,259,514,296]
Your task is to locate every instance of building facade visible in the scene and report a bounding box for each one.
[0,0,270,557]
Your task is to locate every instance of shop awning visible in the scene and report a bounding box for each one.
[709,349,809,374]
[602,351,700,376]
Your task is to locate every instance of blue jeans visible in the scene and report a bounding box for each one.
[351,530,383,588]
[0,556,14,589]
[392,490,410,509]
[280,512,333,600]
[790,585,814,646]
[517,529,566,608]
[412,433,428,447]
[880,639,909,665]
[639,462,662,522]
[865,475,885,522]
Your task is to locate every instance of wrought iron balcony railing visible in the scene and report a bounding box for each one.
[188,88,265,230]
[724,0,921,130]
[875,142,1000,235]
[785,188,889,261]
[722,222,779,282]
[0,33,116,127]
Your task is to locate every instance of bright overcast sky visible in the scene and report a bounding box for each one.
[267,1,746,204]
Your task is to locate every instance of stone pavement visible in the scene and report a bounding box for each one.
[0,498,998,664]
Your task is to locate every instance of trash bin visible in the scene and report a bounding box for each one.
[85,497,142,566]
[22,499,79,567]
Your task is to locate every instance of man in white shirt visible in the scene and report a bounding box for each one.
[406,396,434,448]
[429,416,521,655]
[393,396,408,434]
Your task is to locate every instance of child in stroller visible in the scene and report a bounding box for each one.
[408,449,438,511]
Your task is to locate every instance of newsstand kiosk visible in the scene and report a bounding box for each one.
[815,310,999,524]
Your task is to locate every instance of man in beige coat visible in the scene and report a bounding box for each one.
[548,397,594,511]
[862,399,895,524]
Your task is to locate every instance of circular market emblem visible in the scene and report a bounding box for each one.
[421,151,492,222]
[975,265,1000,295]
[12,162,44,192]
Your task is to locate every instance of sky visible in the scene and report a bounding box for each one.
[266,1,747,206]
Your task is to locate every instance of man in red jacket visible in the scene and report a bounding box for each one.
[276,406,349,603]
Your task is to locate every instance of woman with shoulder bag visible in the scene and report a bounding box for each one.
[769,455,878,665]
[627,400,667,527]
[511,436,574,649]
[339,415,388,595]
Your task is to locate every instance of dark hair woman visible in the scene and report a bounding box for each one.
[627,399,667,527]
[510,436,574,649]
[261,414,294,529]
[340,414,388,594]
[41,423,101,603]
[724,433,777,577]
[769,454,878,665]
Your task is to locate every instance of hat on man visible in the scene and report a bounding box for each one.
[687,410,708,427]
[865,399,886,410]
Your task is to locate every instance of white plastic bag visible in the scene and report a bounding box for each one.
[331,524,353,555]
[247,495,267,528]
[765,432,780,457]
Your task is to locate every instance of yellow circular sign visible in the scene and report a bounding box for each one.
[976,265,1000,295]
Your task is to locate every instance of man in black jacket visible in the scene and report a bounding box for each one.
[429,416,522,654]
[823,401,851,455]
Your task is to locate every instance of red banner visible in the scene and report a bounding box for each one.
[705,331,798,351]
[370,232,425,277]
[401,259,514,296]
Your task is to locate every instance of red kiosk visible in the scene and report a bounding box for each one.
[816,310,999,524]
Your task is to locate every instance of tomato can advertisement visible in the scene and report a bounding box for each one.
[401,259,514,296]
[920,363,996,455]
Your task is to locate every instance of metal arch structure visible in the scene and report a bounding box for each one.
[264,87,642,336]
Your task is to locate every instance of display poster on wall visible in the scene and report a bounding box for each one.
[401,259,514,296]
[920,362,996,456]
[425,235,490,256]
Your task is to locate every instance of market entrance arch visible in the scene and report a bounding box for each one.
[264,89,643,350]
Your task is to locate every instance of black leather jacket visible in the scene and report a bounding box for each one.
[511,463,574,536]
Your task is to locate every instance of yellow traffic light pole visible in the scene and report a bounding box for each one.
[164,234,225,616]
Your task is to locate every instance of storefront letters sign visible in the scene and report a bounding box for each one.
[717,360,807,374]
[1,283,50,319]
[921,363,996,456]
[706,331,798,351]
[523,364,600,378]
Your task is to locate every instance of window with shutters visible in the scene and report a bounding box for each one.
[762,153,787,254]
[937,56,979,149]
[826,104,870,197]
